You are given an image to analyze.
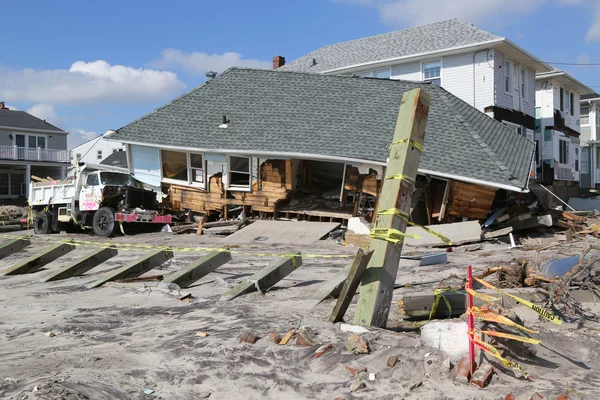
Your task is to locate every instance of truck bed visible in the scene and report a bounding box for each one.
[29,179,77,206]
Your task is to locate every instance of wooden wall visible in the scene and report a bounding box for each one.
[444,180,497,220]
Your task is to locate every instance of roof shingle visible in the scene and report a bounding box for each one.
[0,109,66,132]
[111,68,534,191]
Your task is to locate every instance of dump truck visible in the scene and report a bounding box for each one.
[28,163,172,236]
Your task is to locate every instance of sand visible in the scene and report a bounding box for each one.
[0,230,599,399]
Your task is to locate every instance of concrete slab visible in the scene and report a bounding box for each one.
[405,221,481,247]
[420,320,469,361]
[223,221,339,245]
[568,197,600,211]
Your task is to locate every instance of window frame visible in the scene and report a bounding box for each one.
[14,134,47,149]
[373,68,391,79]
[422,59,442,86]
[596,107,600,126]
[581,105,590,125]
[504,60,512,94]
[97,150,103,160]
[570,92,574,115]
[559,139,569,165]
[560,88,564,112]
[564,88,571,115]
[159,149,206,189]
[520,67,527,101]
[227,155,252,192]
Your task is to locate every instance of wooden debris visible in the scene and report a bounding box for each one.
[266,332,281,344]
[387,355,398,368]
[554,229,573,242]
[354,88,430,328]
[314,344,333,358]
[562,211,585,223]
[0,238,30,260]
[239,329,258,344]
[329,249,373,323]
[163,249,231,288]
[3,243,75,275]
[483,227,513,239]
[279,329,296,345]
[43,247,118,282]
[195,331,209,337]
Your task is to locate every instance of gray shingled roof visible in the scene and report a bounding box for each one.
[0,109,66,132]
[100,151,128,168]
[581,93,600,101]
[111,68,534,191]
[278,19,502,73]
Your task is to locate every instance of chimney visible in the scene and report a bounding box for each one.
[205,71,217,81]
[0,102,6,110]
[273,55,286,69]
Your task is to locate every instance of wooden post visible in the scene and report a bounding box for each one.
[329,249,373,322]
[285,159,293,190]
[353,88,430,328]
[0,238,30,260]
[2,243,75,275]
[43,247,118,282]
[163,249,231,288]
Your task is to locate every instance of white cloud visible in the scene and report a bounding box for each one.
[374,0,543,27]
[69,128,99,147]
[0,60,186,105]
[150,49,272,75]
[27,103,61,126]
[4,105,17,111]
[585,4,600,42]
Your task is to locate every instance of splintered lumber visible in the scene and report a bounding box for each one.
[2,243,75,275]
[353,88,430,328]
[483,226,513,240]
[163,249,232,288]
[43,247,118,282]
[0,238,30,260]
[220,253,302,301]
[31,175,47,182]
[329,249,373,323]
[562,211,585,223]
[88,248,174,288]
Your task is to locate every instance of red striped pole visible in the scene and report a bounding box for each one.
[467,265,476,376]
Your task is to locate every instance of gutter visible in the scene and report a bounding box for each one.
[111,139,529,193]
[0,126,67,135]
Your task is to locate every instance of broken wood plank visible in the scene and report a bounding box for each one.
[483,226,513,239]
[0,238,30,260]
[220,253,302,301]
[354,88,431,328]
[196,214,207,236]
[163,249,232,288]
[562,211,586,223]
[329,249,373,323]
[2,243,75,275]
[31,175,47,182]
[43,247,118,282]
[88,248,174,288]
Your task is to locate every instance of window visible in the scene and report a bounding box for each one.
[504,61,511,93]
[520,68,526,99]
[86,173,99,186]
[597,107,600,126]
[423,61,441,85]
[113,149,118,153]
[27,135,46,149]
[535,140,540,164]
[570,92,574,115]
[373,68,391,79]
[11,174,24,196]
[0,174,8,196]
[575,147,579,172]
[100,172,143,188]
[564,89,570,115]
[559,140,569,164]
[97,150,102,160]
[560,88,564,112]
[76,153,82,160]
[228,156,251,190]
[581,105,590,125]
[502,121,523,136]
[118,149,124,152]
[357,71,373,78]
[190,153,204,184]
[161,150,188,181]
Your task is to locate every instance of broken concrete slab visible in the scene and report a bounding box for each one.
[405,221,481,247]
[483,226,513,239]
[421,320,469,361]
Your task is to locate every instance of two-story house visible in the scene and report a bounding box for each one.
[278,19,552,143]
[71,130,125,166]
[579,93,600,190]
[0,102,70,202]
[534,70,592,200]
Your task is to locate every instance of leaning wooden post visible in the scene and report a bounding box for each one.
[353,88,430,328]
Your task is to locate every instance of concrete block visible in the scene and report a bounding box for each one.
[405,221,481,247]
[348,217,370,235]
[420,320,469,361]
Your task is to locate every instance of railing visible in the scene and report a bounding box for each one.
[555,166,574,181]
[0,145,71,163]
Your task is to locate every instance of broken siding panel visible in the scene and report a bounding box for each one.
[130,145,161,187]
[445,180,496,220]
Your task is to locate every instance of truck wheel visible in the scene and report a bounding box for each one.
[33,212,53,235]
[93,207,117,237]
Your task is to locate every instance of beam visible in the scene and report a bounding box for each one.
[163,249,232,288]
[329,249,373,323]
[2,243,75,275]
[298,261,354,310]
[88,248,174,288]
[0,238,31,260]
[220,253,302,301]
[353,88,431,328]
[43,247,118,282]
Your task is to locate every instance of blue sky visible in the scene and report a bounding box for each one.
[2,0,600,147]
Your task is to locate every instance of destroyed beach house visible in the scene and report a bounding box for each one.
[107,68,534,225]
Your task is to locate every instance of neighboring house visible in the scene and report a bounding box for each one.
[99,150,128,170]
[71,130,125,165]
[579,93,600,190]
[277,19,552,143]
[0,102,70,201]
[107,68,534,224]
[534,70,592,200]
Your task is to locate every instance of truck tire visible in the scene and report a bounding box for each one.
[33,212,53,235]
[93,207,118,237]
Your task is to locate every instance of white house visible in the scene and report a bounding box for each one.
[71,130,125,165]
[579,93,600,190]
[534,70,592,199]
[278,19,553,143]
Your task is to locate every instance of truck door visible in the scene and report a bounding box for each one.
[79,172,102,211]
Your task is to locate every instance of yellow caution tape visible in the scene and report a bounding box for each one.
[476,330,541,345]
[377,208,452,245]
[474,278,562,325]
[384,174,416,186]
[471,337,529,378]
[466,287,501,305]
[389,139,423,152]
[429,288,461,320]
[471,307,538,334]
[369,227,421,244]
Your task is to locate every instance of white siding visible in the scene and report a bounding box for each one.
[522,68,535,117]
[71,134,124,165]
[130,144,161,187]
[390,61,421,81]
[494,50,513,110]
[442,53,474,108]
[474,50,494,111]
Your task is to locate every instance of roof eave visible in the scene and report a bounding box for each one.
[496,38,553,73]
[0,125,67,135]
[536,71,594,94]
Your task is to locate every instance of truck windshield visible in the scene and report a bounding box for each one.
[100,172,144,188]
